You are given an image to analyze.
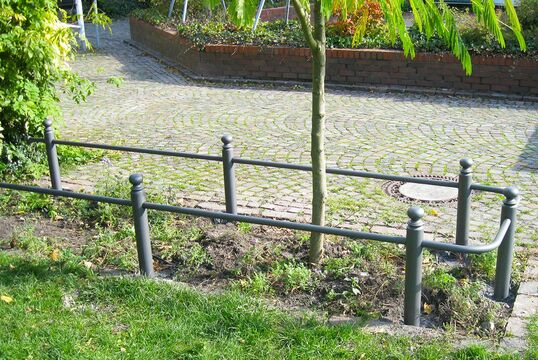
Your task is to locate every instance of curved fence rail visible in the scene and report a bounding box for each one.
[12,119,520,327]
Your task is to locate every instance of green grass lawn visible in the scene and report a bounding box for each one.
[0,252,534,359]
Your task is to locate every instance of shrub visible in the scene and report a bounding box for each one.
[176,20,307,49]
[132,6,167,24]
[517,0,538,28]
[328,0,385,38]
[0,0,94,174]
[84,0,149,18]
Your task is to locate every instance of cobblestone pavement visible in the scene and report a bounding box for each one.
[60,20,538,245]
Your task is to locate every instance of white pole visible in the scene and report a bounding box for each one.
[168,0,176,18]
[285,0,290,24]
[75,0,87,51]
[252,0,265,31]
[93,0,100,48]
[182,0,188,23]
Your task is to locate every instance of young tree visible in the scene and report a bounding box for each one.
[227,0,526,264]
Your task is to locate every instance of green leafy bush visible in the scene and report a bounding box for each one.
[96,0,148,18]
[0,0,94,174]
[131,6,537,55]
[131,7,168,24]
[176,20,307,49]
[517,0,538,28]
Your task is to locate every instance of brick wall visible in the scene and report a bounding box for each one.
[130,17,538,97]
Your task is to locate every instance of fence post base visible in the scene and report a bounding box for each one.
[494,186,519,300]
[130,174,154,277]
[222,134,237,216]
[456,158,473,247]
[43,119,62,190]
[404,207,424,326]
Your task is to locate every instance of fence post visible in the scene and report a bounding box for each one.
[404,206,424,326]
[494,186,519,300]
[456,158,473,246]
[129,174,154,277]
[43,119,62,190]
[221,134,237,215]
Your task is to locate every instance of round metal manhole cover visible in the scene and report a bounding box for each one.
[383,175,458,204]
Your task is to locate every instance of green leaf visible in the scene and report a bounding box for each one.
[504,0,526,51]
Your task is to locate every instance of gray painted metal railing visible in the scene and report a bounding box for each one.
[13,119,520,327]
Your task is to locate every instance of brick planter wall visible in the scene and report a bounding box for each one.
[129,17,538,97]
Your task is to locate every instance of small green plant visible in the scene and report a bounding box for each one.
[468,252,497,280]
[106,76,124,87]
[348,242,374,260]
[323,256,361,279]
[423,268,504,335]
[82,225,138,270]
[15,193,57,218]
[183,243,210,268]
[237,222,253,234]
[271,261,313,292]
[295,231,310,243]
[9,227,52,256]
[232,272,272,295]
[423,268,457,292]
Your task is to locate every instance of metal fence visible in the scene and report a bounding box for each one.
[2,119,519,327]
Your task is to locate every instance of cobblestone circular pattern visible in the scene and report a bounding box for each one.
[58,20,538,245]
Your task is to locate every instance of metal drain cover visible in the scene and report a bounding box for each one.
[399,182,458,202]
[383,175,458,204]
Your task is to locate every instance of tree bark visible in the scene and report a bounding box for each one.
[309,0,326,264]
[290,0,326,264]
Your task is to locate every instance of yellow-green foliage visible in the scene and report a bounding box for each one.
[0,0,93,162]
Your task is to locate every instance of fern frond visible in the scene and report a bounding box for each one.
[380,0,415,57]
[504,0,526,50]
[439,2,472,74]
[228,0,258,28]
[321,0,334,20]
[352,6,369,46]
[470,0,505,48]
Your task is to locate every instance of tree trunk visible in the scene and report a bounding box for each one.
[309,0,326,264]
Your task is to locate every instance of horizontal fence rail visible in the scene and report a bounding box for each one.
[29,135,511,193]
[9,119,520,328]
[0,182,132,206]
[29,137,224,162]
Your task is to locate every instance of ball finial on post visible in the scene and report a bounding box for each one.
[43,119,53,129]
[221,134,233,146]
[129,173,144,187]
[407,206,424,223]
[459,158,474,171]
